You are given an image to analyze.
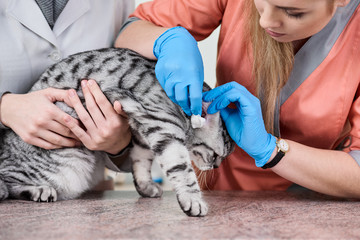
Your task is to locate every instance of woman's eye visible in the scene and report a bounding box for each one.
[285,11,305,19]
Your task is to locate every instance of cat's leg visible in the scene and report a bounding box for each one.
[0,172,56,201]
[131,143,163,198]
[0,179,9,200]
[154,141,208,217]
[0,157,57,202]
[8,185,57,202]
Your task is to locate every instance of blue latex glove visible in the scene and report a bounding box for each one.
[153,26,203,116]
[203,82,276,167]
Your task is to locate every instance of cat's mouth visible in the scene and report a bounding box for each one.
[195,162,214,171]
[195,165,213,171]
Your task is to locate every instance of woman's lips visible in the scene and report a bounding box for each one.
[265,29,285,38]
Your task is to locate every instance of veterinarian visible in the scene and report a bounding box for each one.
[115,0,360,197]
[0,0,134,171]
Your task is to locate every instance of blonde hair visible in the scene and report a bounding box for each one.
[243,0,337,134]
[244,1,294,134]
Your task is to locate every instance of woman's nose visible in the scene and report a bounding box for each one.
[259,8,282,29]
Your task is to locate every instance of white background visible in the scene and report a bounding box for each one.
[134,0,219,87]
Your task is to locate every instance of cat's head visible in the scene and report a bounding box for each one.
[189,101,235,171]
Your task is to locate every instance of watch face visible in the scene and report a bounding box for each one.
[278,139,289,152]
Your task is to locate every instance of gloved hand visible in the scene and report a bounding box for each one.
[203,82,276,167]
[153,26,203,116]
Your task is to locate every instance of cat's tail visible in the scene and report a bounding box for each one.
[0,178,9,201]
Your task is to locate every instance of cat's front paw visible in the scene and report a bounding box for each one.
[26,186,57,202]
[135,181,163,198]
[177,192,208,217]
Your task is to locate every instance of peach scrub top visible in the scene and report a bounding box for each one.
[130,0,360,190]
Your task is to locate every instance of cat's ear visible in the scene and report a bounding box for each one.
[200,101,221,129]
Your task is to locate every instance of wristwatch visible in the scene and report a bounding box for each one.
[261,138,289,169]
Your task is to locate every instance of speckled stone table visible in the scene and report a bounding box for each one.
[1,190,360,240]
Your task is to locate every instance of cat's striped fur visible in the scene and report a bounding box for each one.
[0,48,234,216]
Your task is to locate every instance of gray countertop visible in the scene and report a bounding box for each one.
[1,190,359,239]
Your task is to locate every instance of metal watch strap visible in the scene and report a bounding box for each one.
[261,150,285,169]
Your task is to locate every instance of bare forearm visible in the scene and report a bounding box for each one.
[272,140,360,198]
[0,94,6,126]
[115,20,168,60]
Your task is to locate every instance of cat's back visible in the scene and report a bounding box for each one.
[30,47,187,130]
[31,48,158,94]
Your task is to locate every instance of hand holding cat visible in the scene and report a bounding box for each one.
[153,26,203,116]
[0,89,80,149]
[203,82,276,167]
[64,79,132,155]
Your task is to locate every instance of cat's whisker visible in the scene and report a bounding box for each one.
[195,167,203,186]
[198,170,208,190]
[197,170,203,186]
[209,170,215,192]
[203,171,211,191]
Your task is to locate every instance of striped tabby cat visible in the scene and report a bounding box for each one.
[0,48,234,217]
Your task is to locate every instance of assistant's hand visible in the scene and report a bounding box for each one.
[0,89,80,149]
[153,26,204,116]
[63,79,131,155]
[203,82,276,167]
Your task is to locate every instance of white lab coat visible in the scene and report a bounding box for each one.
[0,0,134,172]
[0,0,134,95]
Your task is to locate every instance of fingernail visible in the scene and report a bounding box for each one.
[64,115,71,123]
[68,89,76,97]
[87,80,94,86]
[81,80,87,88]
[114,100,121,108]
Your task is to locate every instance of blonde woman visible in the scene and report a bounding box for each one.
[116,0,360,198]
